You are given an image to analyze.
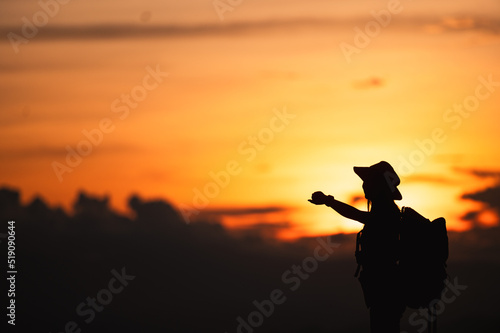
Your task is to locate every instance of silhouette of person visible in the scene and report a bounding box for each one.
[309,161,405,333]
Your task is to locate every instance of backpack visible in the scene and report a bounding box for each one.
[399,207,448,309]
[354,207,449,309]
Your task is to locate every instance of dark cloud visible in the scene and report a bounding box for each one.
[457,167,500,227]
[463,184,500,212]
[461,182,500,228]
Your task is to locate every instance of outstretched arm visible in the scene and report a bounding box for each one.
[326,198,369,223]
[309,191,369,224]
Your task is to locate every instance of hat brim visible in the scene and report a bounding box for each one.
[353,166,403,200]
[392,188,403,200]
[353,166,370,181]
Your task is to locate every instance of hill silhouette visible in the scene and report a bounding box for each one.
[1,187,499,332]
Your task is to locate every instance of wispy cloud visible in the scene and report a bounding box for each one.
[201,205,289,217]
[0,144,139,160]
[455,167,500,179]
[404,173,455,184]
[1,15,499,41]
[352,77,384,89]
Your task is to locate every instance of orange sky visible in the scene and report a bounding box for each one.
[1,0,500,239]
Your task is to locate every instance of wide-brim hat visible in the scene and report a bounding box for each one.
[353,161,402,200]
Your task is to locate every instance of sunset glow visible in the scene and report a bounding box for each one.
[1,0,500,239]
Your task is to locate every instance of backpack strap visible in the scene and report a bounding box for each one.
[354,229,363,277]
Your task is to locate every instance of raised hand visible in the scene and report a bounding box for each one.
[308,191,331,205]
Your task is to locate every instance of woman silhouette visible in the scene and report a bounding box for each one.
[309,161,405,333]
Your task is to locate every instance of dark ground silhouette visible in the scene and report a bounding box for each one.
[1,187,499,332]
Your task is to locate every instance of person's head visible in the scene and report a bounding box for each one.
[354,161,402,202]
